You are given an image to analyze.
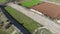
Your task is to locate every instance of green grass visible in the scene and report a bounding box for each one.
[0,11,15,34]
[0,0,7,3]
[48,0,60,3]
[0,26,15,34]
[19,0,43,7]
[6,26,15,34]
[36,28,52,34]
[5,6,43,34]
[0,30,9,34]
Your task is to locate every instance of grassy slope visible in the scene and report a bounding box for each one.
[19,0,42,7]
[5,6,43,34]
[0,0,6,3]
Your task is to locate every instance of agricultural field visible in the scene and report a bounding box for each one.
[0,0,7,3]
[19,0,43,7]
[5,6,43,34]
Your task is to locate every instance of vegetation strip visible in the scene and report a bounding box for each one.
[36,28,52,34]
[19,0,43,7]
[0,0,7,3]
[5,6,43,34]
[0,30,9,34]
[48,0,60,3]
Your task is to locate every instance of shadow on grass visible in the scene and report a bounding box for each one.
[0,6,31,34]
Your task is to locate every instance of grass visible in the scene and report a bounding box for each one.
[36,28,52,34]
[0,30,9,34]
[0,26,15,34]
[5,6,43,34]
[1,12,8,23]
[0,0,7,3]
[15,32,19,34]
[0,11,8,29]
[48,0,60,3]
[6,25,15,34]
[19,0,43,7]
[0,11,15,34]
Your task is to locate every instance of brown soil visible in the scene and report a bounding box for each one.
[32,2,60,19]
